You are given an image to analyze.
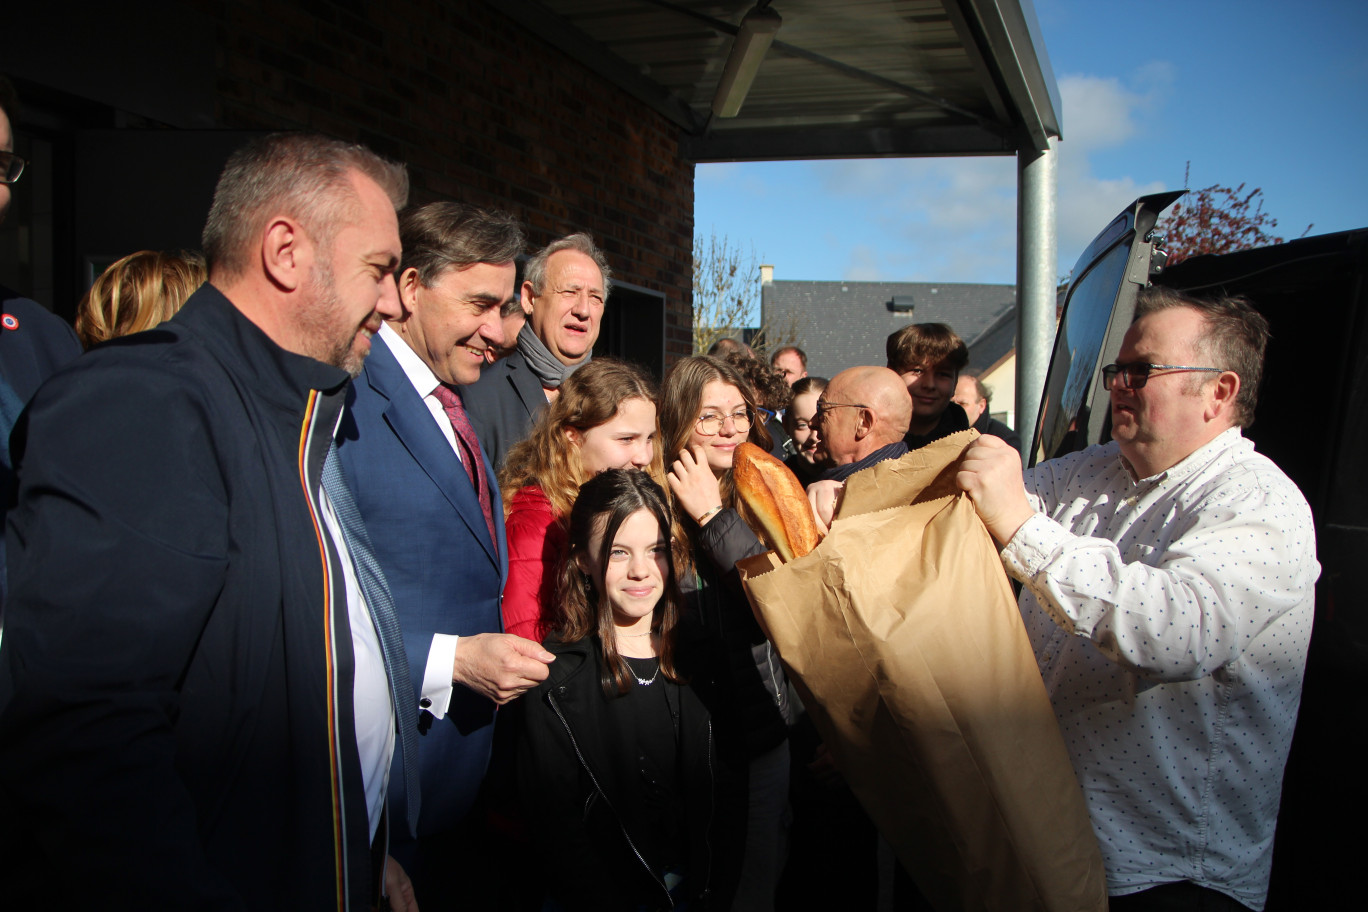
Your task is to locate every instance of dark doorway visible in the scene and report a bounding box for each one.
[594,281,666,380]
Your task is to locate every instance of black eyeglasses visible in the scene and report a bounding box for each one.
[1102,362,1226,391]
[0,151,25,185]
[812,400,867,424]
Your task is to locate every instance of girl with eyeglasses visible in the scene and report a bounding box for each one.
[716,348,793,460]
[660,355,796,912]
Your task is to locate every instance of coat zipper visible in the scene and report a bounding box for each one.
[702,718,715,901]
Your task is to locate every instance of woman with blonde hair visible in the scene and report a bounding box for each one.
[498,357,665,641]
[660,354,793,912]
[74,249,206,348]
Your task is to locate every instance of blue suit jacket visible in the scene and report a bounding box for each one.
[336,336,508,843]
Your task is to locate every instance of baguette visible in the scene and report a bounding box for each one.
[733,442,822,562]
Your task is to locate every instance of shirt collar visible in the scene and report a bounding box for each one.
[379,321,442,399]
[1119,425,1245,485]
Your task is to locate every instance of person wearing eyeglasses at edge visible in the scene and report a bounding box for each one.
[955,287,1318,912]
[519,469,726,911]
[0,74,82,611]
[886,322,971,450]
[781,375,827,489]
[661,354,794,912]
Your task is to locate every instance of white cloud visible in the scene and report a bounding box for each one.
[843,245,882,281]
[695,161,741,184]
[697,63,1179,285]
[1053,69,1172,270]
[1057,75,1144,149]
[815,158,901,198]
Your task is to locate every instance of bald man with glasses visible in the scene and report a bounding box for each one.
[806,365,912,527]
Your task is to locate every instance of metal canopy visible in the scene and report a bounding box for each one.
[492,0,1062,161]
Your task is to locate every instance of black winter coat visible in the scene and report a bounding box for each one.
[519,636,720,911]
[681,507,793,765]
[0,286,376,909]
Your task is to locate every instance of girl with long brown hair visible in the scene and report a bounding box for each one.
[519,469,720,910]
[660,355,793,912]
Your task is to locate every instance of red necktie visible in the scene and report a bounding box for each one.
[431,384,497,549]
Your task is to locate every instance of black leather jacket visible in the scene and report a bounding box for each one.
[681,507,794,764]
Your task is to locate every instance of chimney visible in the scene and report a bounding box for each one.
[760,264,773,285]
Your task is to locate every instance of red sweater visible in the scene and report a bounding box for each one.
[501,485,569,641]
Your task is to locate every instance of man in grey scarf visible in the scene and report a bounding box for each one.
[462,232,611,469]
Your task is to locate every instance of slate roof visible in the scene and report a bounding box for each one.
[965,305,1019,374]
[761,279,1017,379]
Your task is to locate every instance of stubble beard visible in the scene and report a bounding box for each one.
[300,257,369,378]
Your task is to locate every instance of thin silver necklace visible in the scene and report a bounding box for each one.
[628,656,661,687]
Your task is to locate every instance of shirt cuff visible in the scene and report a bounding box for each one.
[421,634,460,719]
[1000,511,1068,580]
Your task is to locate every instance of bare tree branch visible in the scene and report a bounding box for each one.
[691,232,804,356]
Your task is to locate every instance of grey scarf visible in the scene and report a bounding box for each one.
[517,328,590,390]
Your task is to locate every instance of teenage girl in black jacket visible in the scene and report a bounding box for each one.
[661,356,796,912]
[520,469,726,911]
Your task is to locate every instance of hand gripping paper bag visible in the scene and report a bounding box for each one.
[738,431,1106,912]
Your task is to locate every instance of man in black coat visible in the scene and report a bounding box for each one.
[461,232,611,469]
[0,133,415,911]
[0,77,83,607]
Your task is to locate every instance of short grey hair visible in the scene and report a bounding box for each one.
[523,232,612,300]
[1134,286,1269,428]
[202,133,408,281]
[398,201,525,288]
[965,374,990,405]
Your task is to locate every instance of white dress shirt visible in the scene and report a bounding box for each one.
[320,478,393,842]
[1001,427,1318,910]
[378,323,466,719]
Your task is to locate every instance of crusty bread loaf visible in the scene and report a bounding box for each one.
[734,442,822,562]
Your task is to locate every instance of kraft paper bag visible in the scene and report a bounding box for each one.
[738,430,1107,912]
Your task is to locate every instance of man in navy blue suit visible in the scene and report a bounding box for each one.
[336,201,555,905]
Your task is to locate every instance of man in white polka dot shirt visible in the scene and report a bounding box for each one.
[957,287,1318,912]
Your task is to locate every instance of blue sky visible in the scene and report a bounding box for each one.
[694,0,1367,295]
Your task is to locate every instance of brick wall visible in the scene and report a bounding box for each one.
[207,0,696,364]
